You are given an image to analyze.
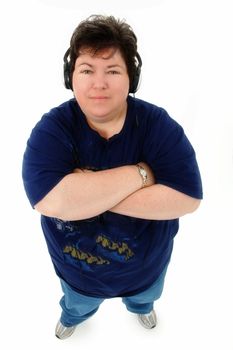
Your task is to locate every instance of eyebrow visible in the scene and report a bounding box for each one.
[77,63,93,68]
[107,64,123,69]
[76,62,124,69]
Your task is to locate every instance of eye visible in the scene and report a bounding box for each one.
[107,70,120,75]
[80,69,93,74]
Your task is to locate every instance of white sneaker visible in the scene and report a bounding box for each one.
[137,310,157,329]
[55,320,77,339]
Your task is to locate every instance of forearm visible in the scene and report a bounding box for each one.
[35,165,142,220]
[110,184,201,220]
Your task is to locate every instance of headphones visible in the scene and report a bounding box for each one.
[63,48,142,94]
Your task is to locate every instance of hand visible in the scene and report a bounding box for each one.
[138,162,156,187]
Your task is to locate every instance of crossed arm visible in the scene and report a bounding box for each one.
[34,163,201,221]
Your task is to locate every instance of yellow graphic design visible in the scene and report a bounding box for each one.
[63,246,110,265]
[96,235,134,260]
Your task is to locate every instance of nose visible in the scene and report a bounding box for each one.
[92,72,108,89]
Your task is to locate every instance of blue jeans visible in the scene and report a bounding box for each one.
[59,263,169,327]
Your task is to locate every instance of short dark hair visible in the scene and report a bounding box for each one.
[68,15,138,87]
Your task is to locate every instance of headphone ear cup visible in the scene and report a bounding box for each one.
[63,48,73,90]
[129,66,141,93]
[64,61,72,89]
[129,52,142,94]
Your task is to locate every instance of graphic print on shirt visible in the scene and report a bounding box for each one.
[96,234,134,261]
[63,245,110,265]
[53,218,135,268]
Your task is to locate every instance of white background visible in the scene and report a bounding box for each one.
[1,0,233,349]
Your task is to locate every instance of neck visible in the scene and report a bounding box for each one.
[86,105,127,139]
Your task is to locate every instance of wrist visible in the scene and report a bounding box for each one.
[136,164,148,188]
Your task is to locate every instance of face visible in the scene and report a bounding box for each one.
[72,48,130,126]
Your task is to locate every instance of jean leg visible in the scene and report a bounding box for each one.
[59,279,105,327]
[122,262,169,314]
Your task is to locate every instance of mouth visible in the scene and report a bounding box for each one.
[90,96,109,100]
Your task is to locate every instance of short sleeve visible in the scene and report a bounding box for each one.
[143,107,203,199]
[22,112,76,207]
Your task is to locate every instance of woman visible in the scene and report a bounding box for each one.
[22,15,202,339]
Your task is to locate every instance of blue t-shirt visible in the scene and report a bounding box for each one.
[22,96,203,298]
